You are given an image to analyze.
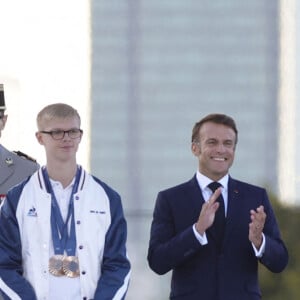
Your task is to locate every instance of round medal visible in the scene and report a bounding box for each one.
[49,255,65,276]
[62,256,80,278]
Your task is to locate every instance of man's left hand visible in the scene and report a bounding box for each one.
[249,205,266,249]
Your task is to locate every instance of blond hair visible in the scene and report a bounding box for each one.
[36,103,81,130]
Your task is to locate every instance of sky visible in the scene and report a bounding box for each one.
[0,0,91,168]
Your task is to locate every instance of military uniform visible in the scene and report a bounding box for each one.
[0,84,39,202]
[0,144,39,199]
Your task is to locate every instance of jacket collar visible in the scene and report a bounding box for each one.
[36,166,86,193]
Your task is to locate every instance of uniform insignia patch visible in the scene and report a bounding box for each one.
[5,157,13,165]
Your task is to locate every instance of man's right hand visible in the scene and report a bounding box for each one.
[195,187,222,235]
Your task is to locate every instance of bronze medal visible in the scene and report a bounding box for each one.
[49,255,65,276]
[62,256,80,278]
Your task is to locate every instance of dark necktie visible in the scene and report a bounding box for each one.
[207,181,226,251]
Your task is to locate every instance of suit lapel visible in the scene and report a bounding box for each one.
[223,177,243,242]
[186,175,205,221]
[227,178,241,220]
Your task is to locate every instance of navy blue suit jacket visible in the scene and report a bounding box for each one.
[147,175,288,300]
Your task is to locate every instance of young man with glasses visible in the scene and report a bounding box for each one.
[0,103,131,300]
[0,84,39,203]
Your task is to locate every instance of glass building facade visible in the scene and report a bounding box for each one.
[90,1,280,299]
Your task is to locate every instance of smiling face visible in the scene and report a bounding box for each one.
[192,121,236,181]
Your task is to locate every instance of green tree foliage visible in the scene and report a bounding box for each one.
[259,194,300,299]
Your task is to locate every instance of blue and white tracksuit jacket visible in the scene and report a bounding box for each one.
[0,167,131,300]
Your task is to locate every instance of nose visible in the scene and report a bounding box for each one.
[62,131,72,140]
[215,143,226,153]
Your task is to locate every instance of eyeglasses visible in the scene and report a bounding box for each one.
[40,129,83,140]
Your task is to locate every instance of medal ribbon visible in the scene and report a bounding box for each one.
[42,166,81,256]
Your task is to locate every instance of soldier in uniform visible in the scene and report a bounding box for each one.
[0,84,39,202]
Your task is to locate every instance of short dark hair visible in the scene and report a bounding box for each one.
[191,113,238,144]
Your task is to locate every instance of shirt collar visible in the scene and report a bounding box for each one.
[196,171,229,192]
[50,176,75,190]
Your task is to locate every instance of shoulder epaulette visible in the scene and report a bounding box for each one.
[13,151,37,163]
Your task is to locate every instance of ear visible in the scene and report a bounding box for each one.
[191,142,200,156]
[1,115,7,129]
[35,132,44,145]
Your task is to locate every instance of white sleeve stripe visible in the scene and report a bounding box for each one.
[0,277,22,300]
[112,269,131,300]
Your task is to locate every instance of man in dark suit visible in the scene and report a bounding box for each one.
[0,84,39,202]
[147,113,288,300]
